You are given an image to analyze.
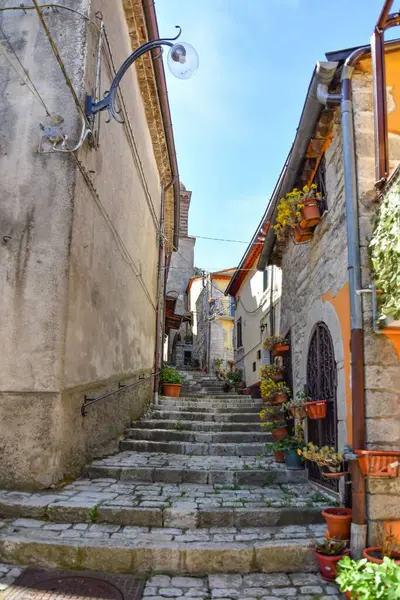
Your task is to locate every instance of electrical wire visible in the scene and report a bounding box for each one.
[0,23,51,115]
[194,235,265,244]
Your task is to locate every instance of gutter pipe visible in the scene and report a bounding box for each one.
[257,61,338,271]
[142,0,181,251]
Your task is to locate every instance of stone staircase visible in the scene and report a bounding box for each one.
[0,370,335,577]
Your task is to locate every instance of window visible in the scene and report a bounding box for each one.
[257,349,261,360]
[237,317,243,348]
[263,267,269,292]
[252,362,256,372]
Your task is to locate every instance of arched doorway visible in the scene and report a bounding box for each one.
[307,322,338,491]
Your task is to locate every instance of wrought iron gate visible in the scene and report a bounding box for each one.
[306,322,338,491]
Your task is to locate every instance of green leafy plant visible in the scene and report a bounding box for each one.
[369,180,400,321]
[175,420,185,431]
[226,370,243,383]
[88,503,100,523]
[263,334,286,351]
[315,536,348,556]
[159,367,184,385]
[260,419,286,432]
[336,556,400,599]
[300,442,344,470]
[283,391,310,415]
[213,358,224,371]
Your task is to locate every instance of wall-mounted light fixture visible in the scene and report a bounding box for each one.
[260,324,266,333]
[85,26,198,123]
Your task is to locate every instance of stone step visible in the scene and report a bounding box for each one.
[119,439,267,456]
[131,420,262,432]
[0,481,329,530]
[0,519,325,574]
[124,429,271,444]
[153,411,261,423]
[86,452,309,485]
[156,406,261,415]
[158,400,263,411]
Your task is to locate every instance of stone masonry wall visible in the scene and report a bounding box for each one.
[352,69,400,543]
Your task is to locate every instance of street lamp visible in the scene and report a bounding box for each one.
[85,26,198,123]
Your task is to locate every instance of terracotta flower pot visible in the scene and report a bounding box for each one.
[304,400,327,419]
[273,343,290,356]
[162,383,182,398]
[272,392,287,405]
[356,450,400,477]
[321,508,352,540]
[300,198,321,228]
[314,549,350,581]
[270,373,284,382]
[384,520,400,545]
[294,223,313,243]
[274,450,285,463]
[272,426,289,441]
[362,546,400,565]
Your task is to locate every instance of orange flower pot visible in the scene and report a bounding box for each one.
[270,372,284,382]
[272,426,289,441]
[274,450,285,463]
[304,400,327,419]
[294,224,313,243]
[271,392,287,405]
[314,549,350,581]
[362,546,400,565]
[384,520,400,545]
[273,343,290,356]
[162,383,182,398]
[321,508,352,540]
[356,450,400,477]
[300,198,321,228]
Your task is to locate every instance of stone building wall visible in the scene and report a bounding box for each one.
[0,0,164,489]
[277,66,400,538]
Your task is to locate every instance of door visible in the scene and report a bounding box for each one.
[306,322,338,491]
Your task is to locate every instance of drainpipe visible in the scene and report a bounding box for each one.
[317,47,369,558]
[154,178,176,404]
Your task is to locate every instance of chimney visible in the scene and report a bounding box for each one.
[179,188,192,237]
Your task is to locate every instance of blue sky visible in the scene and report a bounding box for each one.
[156,0,387,272]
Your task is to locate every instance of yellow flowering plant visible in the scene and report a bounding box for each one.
[274,184,321,241]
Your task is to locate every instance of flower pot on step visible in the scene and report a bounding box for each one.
[355,450,400,477]
[272,426,289,441]
[285,449,304,470]
[162,383,182,398]
[304,400,327,419]
[274,450,285,463]
[271,392,287,405]
[362,546,400,565]
[294,223,313,243]
[270,372,284,382]
[314,549,350,581]
[300,198,321,228]
[321,508,352,540]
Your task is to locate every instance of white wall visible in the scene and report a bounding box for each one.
[233,266,282,386]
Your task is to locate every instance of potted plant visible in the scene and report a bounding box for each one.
[260,363,284,382]
[320,507,353,540]
[260,379,290,404]
[363,527,400,565]
[314,536,350,581]
[222,381,232,393]
[160,367,184,398]
[336,555,400,599]
[267,440,286,464]
[283,391,309,418]
[303,399,328,419]
[263,334,289,356]
[300,442,347,479]
[261,419,288,440]
[274,184,322,243]
[213,358,224,377]
[281,436,305,470]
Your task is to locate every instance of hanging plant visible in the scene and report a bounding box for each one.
[260,363,284,382]
[260,379,290,402]
[369,180,400,321]
[274,184,322,242]
[263,334,286,351]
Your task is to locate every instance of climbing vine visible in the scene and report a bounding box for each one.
[369,180,400,321]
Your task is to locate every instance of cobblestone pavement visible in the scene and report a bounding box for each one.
[0,480,332,514]
[0,563,23,592]
[0,567,345,598]
[0,519,326,544]
[144,573,345,599]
